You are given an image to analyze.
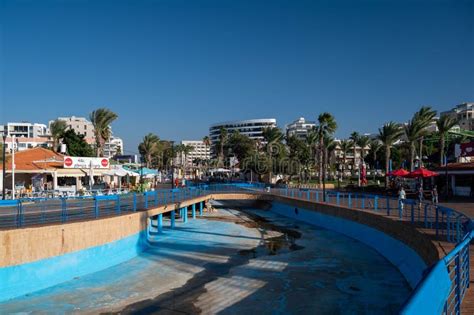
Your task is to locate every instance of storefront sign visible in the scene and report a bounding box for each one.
[63,156,110,169]
[460,142,474,157]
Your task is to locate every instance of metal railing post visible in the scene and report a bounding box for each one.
[61,197,67,223]
[133,193,137,211]
[94,198,99,218]
[17,200,23,228]
[116,195,121,214]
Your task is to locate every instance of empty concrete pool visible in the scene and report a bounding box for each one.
[0,201,412,314]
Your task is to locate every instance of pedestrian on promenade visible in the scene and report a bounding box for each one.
[418,185,424,211]
[431,185,438,205]
[398,187,406,217]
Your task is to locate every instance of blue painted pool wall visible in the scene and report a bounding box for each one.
[0,230,148,302]
[271,202,427,289]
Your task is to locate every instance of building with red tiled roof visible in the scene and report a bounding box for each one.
[0,147,110,196]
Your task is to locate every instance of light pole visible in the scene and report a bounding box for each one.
[170,141,175,189]
[2,126,7,200]
[11,135,16,200]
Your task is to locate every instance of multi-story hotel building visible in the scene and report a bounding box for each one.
[441,102,474,131]
[285,117,316,140]
[209,118,277,150]
[177,140,211,166]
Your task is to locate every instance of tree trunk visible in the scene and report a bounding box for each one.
[385,145,390,188]
[419,137,424,168]
[440,135,445,166]
[410,142,416,171]
[267,146,272,184]
[318,139,323,186]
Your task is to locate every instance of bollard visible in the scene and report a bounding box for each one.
[336,192,340,206]
[374,196,378,211]
[200,201,203,216]
[183,207,188,223]
[144,192,148,209]
[192,203,196,219]
[348,193,352,208]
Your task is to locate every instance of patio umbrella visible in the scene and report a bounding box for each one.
[405,167,439,178]
[387,168,410,177]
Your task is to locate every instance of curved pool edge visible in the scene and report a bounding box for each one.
[270,201,427,289]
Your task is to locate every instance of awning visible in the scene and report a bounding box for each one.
[56,169,88,177]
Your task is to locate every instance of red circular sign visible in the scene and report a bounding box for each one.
[64,157,73,167]
[101,159,109,167]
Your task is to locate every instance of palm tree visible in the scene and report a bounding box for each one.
[306,129,318,176]
[262,127,284,183]
[217,127,228,167]
[138,133,160,168]
[436,115,458,166]
[349,132,360,173]
[357,135,371,163]
[49,119,67,152]
[339,140,351,179]
[404,106,436,170]
[324,136,336,180]
[370,140,383,181]
[89,108,118,157]
[378,122,403,187]
[316,113,337,197]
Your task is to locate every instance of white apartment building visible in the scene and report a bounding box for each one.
[1,122,48,138]
[441,102,474,131]
[285,117,316,140]
[0,122,50,152]
[103,136,124,158]
[50,116,123,157]
[177,140,211,166]
[50,116,95,143]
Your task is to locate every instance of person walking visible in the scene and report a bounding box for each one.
[431,185,438,205]
[418,185,424,211]
[398,186,406,219]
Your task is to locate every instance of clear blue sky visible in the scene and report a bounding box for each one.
[1,0,473,153]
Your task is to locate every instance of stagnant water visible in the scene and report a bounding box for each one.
[0,205,411,314]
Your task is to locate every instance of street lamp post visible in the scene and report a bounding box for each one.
[2,126,7,200]
[170,141,175,189]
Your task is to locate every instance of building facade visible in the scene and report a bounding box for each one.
[50,116,123,158]
[177,140,211,166]
[103,136,124,158]
[285,117,316,140]
[209,118,277,149]
[1,122,50,152]
[441,102,474,131]
[51,116,95,143]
